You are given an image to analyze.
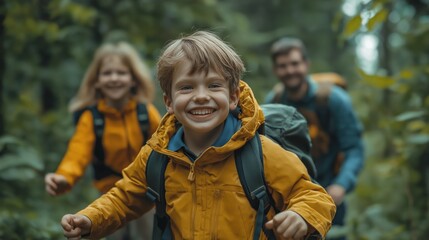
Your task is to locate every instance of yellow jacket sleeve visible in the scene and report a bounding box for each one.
[262,135,336,236]
[56,110,95,188]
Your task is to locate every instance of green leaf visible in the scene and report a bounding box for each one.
[395,111,427,122]
[367,9,388,31]
[407,120,427,131]
[407,134,429,144]
[0,136,22,152]
[1,168,38,181]
[399,69,414,79]
[0,151,43,172]
[343,15,362,37]
[357,68,395,88]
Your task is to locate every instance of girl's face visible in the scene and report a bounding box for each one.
[96,55,135,108]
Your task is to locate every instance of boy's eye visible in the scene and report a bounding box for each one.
[209,83,222,88]
[179,85,193,91]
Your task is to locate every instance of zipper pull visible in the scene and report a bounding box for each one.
[188,163,195,181]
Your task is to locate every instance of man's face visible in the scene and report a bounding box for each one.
[273,49,309,92]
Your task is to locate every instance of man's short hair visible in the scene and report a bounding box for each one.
[270,37,308,62]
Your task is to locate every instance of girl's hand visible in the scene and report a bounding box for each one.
[45,173,70,196]
[265,210,309,240]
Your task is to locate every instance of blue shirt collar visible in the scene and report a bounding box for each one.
[168,113,241,154]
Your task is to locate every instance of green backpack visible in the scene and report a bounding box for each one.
[144,104,319,240]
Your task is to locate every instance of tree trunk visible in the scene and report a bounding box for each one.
[0,2,5,135]
[379,3,393,158]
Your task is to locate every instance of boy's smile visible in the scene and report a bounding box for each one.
[164,60,239,153]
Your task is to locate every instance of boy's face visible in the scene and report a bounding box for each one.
[164,60,239,137]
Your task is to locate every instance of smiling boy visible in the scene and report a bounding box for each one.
[61,31,335,240]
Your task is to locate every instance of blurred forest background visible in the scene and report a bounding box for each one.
[1,0,429,239]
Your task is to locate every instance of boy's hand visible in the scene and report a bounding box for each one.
[265,210,308,240]
[61,214,91,239]
[45,173,70,196]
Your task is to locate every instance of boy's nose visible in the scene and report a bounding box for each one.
[193,88,210,102]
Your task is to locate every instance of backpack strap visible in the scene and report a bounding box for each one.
[136,103,150,143]
[315,81,333,107]
[87,106,104,166]
[145,150,172,240]
[86,106,122,180]
[144,135,279,240]
[235,133,277,240]
[271,83,285,103]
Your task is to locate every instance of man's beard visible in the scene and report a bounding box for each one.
[281,75,305,93]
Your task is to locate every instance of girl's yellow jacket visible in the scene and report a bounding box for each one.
[56,98,161,193]
[78,81,336,239]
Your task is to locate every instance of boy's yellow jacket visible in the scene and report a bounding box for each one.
[78,81,336,239]
[56,98,161,193]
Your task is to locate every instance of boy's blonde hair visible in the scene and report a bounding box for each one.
[157,31,245,98]
[69,42,154,112]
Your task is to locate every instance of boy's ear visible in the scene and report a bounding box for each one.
[163,93,174,114]
[229,87,240,111]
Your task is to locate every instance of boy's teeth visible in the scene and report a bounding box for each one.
[191,109,213,115]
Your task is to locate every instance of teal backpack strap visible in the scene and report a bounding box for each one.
[73,106,122,180]
[136,103,150,143]
[235,133,277,240]
[88,106,122,180]
[145,150,172,240]
[88,106,104,140]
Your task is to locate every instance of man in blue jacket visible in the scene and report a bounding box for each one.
[265,37,364,240]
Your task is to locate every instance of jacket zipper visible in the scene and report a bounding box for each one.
[188,163,195,181]
[210,189,221,239]
[189,162,196,239]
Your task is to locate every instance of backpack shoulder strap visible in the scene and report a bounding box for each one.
[72,108,87,125]
[145,150,172,239]
[136,103,150,143]
[88,106,104,163]
[72,105,103,141]
[235,133,276,240]
[271,82,285,103]
[315,81,333,107]
[88,105,123,179]
[87,105,104,138]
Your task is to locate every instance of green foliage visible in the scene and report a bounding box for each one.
[2,0,429,238]
[343,1,429,239]
[343,15,363,37]
[0,212,62,240]
[357,68,395,88]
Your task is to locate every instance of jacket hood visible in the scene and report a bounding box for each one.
[146,80,264,162]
